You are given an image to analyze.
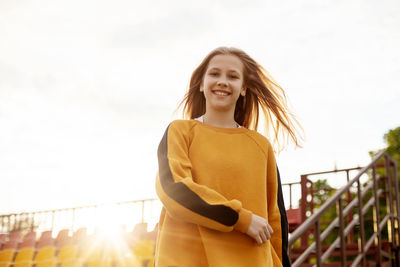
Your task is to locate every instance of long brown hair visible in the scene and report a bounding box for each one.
[180,46,303,151]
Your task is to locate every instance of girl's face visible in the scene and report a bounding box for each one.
[200,54,246,114]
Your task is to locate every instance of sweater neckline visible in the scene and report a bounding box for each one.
[192,116,248,134]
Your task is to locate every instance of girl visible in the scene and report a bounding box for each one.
[155,47,301,267]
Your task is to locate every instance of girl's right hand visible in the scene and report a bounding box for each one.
[246,214,274,245]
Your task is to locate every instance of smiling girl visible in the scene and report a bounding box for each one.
[155,47,301,267]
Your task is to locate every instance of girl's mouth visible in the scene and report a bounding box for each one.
[212,90,230,96]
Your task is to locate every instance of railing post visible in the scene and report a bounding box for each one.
[30,213,34,231]
[72,208,76,231]
[51,210,55,232]
[357,180,366,267]
[141,200,145,223]
[372,166,382,266]
[394,162,400,246]
[289,184,293,209]
[346,170,354,244]
[392,160,400,266]
[315,220,321,267]
[338,197,346,267]
[301,175,308,247]
[384,155,395,245]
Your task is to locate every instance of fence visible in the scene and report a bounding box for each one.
[0,198,161,236]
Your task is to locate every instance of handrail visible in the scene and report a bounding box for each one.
[0,198,159,234]
[290,150,385,244]
[289,151,400,267]
[0,198,157,217]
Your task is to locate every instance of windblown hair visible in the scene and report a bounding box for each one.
[180,46,303,151]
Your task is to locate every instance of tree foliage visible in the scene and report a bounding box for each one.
[383,126,400,168]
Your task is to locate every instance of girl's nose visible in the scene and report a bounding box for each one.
[217,79,228,87]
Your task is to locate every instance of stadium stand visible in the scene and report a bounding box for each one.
[0,198,159,267]
[0,226,156,267]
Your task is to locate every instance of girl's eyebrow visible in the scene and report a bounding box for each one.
[208,67,241,74]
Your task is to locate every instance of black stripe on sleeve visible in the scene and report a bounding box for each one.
[277,166,291,267]
[157,125,239,227]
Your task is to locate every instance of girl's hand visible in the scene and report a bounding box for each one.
[246,214,274,245]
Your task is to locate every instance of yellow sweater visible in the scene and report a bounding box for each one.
[155,119,286,267]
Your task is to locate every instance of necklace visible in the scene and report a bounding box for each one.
[201,115,240,128]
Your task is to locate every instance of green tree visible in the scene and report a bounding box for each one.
[384,126,400,171]
[370,126,400,177]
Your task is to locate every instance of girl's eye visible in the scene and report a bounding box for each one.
[230,75,238,79]
[209,72,218,76]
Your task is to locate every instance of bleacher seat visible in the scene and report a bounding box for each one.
[35,246,56,267]
[19,231,36,249]
[57,245,77,261]
[2,240,18,250]
[19,239,36,249]
[13,247,35,267]
[0,249,15,267]
[287,208,302,232]
[9,231,22,242]
[37,231,54,249]
[55,230,72,250]
[72,228,86,245]
[132,240,154,267]
[22,232,36,242]
[80,246,107,267]
[0,234,6,250]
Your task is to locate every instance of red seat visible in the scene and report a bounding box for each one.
[0,234,6,249]
[287,208,302,232]
[3,239,18,250]
[55,229,73,250]
[23,231,36,241]
[20,239,36,249]
[72,228,87,245]
[19,231,37,248]
[9,231,22,242]
[37,231,54,249]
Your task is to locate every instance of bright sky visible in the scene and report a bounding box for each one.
[1,0,399,215]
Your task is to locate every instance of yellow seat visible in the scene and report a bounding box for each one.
[131,241,154,267]
[0,249,15,267]
[35,247,56,267]
[145,258,154,267]
[57,246,78,267]
[58,246,77,261]
[13,248,35,267]
[80,246,110,267]
[103,246,139,267]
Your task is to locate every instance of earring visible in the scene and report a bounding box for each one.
[241,90,246,96]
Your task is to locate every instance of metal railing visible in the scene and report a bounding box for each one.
[0,198,160,235]
[282,182,301,210]
[288,151,400,267]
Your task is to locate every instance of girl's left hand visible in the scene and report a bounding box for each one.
[246,214,274,245]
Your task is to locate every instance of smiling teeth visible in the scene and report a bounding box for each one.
[214,91,228,96]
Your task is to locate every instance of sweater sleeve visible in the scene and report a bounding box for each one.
[266,144,283,262]
[156,121,253,233]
